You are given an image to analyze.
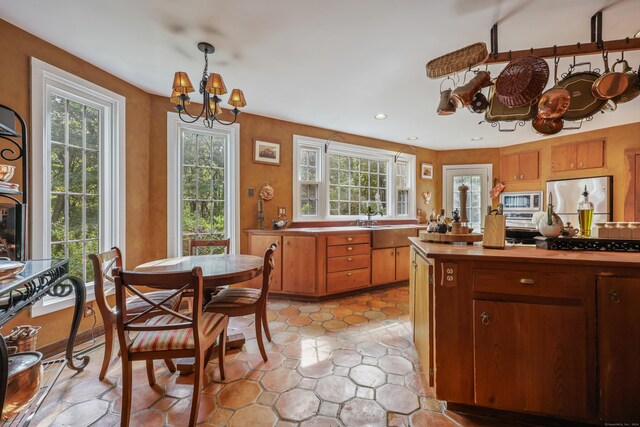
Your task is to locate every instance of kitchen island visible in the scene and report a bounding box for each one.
[408,237,640,425]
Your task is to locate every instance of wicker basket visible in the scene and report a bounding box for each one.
[495,56,549,108]
[426,42,489,79]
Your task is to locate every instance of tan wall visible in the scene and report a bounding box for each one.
[0,19,152,346]
[435,123,640,219]
[148,95,439,257]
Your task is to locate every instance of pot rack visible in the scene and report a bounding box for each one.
[486,11,640,64]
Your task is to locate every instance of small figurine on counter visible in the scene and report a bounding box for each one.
[436,208,446,224]
[561,221,580,238]
[452,209,460,223]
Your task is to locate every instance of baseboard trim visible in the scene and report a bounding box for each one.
[38,323,106,359]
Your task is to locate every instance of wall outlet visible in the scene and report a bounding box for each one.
[248,188,255,197]
[83,302,95,318]
[278,206,287,217]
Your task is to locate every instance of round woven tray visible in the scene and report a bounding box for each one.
[496,56,549,108]
[426,42,489,79]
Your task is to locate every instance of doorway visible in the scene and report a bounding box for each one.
[442,164,493,230]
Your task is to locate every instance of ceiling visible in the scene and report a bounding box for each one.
[1,0,639,149]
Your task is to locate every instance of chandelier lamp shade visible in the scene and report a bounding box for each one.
[170,42,246,127]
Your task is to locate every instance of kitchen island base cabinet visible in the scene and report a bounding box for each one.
[597,276,640,424]
[409,247,434,387]
[473,300,589,419]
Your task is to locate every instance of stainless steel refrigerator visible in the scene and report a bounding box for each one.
[546,176,613,231]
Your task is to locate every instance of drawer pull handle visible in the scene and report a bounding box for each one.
[347,272,353,276]
[347,237,353,241]
[520,278,535,285]
[609,290,620,303]
[481,312,490,325]
[347,247,353,251]
[347,258,353,262]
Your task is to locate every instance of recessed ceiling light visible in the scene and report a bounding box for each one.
[470,136,483,141]
[374,113,387,120]
[407,136,418,141]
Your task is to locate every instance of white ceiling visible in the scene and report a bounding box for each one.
[1,0,640,149]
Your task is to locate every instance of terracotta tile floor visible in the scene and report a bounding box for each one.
[30,286,494,426]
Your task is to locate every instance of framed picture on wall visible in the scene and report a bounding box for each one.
[253,139,281,165]
[421,162,433,180]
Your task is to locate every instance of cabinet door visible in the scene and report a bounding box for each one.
[576,139,605,169]
[518,151,539,180]
[282,236,316,294]
[597,276,640,423]
[395,246,410,282]
[551,143,577,172]
[500,153,520,182]
[371,248,396,285]
[474,300,589,419]
[414,251,434,387]
[248,235,282,291]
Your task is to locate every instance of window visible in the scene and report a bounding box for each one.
[443,164,492,231]
[31,58,125,316]
[167,114,239,257]
[293,135,415,221]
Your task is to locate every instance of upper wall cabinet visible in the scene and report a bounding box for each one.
[500,150,539,182]
[551,139,606,172]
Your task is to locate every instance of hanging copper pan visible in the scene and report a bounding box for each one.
[612,59,640,104]
[556,61,607,121]
[538,57,571,119]
[532,116,563,136]
[592,51,629,99]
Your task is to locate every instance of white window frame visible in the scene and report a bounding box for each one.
[30,58,126,317]
[293,135,416,222]
[166,112,240,257]
[442,163,493,229]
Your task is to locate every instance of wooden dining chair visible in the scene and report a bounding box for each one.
[113,266,228,427]
[205,241,278,362]
[89,247,181,381]
[189,238,230,256]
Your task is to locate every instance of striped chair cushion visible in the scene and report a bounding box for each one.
[127,290,180,314]
[130,312,226,353]
[207,287,262,309]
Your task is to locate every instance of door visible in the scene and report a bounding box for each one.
[597,276,640,423]
[371,248,396,285]
[395,246,410,282]
[413,251,434,387]
[282,236,316,294]
[474,300,589,419]
[248,235,282,291]
[443,164,492,231]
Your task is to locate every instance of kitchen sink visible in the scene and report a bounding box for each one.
[371,227,419,248]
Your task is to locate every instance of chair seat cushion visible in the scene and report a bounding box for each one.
[206,287,262,309]
[130,312,226,353]
[127,290,180,314]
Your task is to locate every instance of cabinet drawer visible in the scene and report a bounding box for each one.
[327,268,370,293]
[327,243,370,258]
[327,254,370,273]
[327,234,370,246]
[473,268,588,300]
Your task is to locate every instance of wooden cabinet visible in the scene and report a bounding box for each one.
[326,233,370,294]
[474,300,589,419]
[500,151,539,182]
[410,247,433,387]
[282,236,316,294]
[372,246,411,285]
[248,235,282,291]
[597,275,640,424]
[551,139,605,172]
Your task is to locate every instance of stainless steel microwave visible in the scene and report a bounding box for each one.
[500,191,543,212]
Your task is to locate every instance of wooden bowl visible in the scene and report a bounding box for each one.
[0,165,15,182]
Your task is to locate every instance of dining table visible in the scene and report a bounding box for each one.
[135,254,264,374]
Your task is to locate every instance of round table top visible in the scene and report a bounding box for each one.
[135,254,263,287]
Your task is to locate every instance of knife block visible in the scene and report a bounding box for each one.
[483,215,506,249]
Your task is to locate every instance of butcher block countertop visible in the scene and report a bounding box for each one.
[409,237,640,268]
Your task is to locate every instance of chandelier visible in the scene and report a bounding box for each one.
[170,42,247,127]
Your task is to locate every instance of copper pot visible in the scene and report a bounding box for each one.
[450,71,492,108]
[592,52,629,99]
[437,89,456,115]
[532,116,563,136]
[611,60,640,104]
[538,58,571,119]
[2,350,43,420]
